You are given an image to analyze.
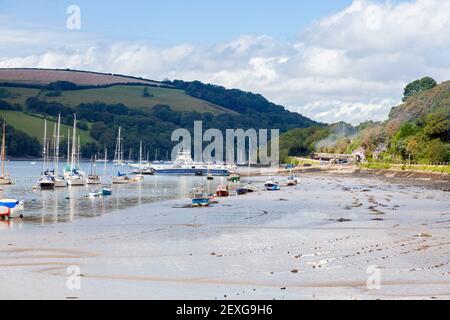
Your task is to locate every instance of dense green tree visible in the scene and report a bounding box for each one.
[403,77,437,102]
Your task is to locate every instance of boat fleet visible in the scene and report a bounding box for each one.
[0,113,300,219]
[190,172,299,207]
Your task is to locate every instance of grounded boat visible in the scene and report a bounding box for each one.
[216,185,229,197]
[190,187,211,207]
[152,151,231,176]
[101,188,112,196]
[0,122,13,185]
[227,172,240,182]
[245,183,256,193]
[236,186,248,195]
[0,199,24,219]
[265,178,281,191]
[286,175,298,186]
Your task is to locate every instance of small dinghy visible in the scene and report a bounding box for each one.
[245,183,256,193]
[227,172,240,183]
[236,186,248,195]
[190,187,210,207]
[216,185,229,197]
[264,178,281,191]
[102,188,112,196]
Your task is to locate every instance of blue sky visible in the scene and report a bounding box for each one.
[0,0,449,124]
[1,0,352,44]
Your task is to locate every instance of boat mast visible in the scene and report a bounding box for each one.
[248,140,251,184]
[71,114,77,171]
[77,136,81,169]
[42,119,47,173]
[55,114,61,176]
[66,129,71,168]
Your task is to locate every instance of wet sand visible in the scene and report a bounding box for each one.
[0,173,449,300]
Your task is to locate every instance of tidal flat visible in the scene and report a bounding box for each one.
[0,173,449,300]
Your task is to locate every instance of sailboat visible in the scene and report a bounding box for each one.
[86,156,101,185]
[0,121,13,185]
[65,115,86,186]
[37,119,55,189]
[286,169,298,186]
[244,142,256,192]
[52,114,66,187]
[130,141,144,182]
[112,127,130,184]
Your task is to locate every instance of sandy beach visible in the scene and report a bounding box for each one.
[0,172,449,300]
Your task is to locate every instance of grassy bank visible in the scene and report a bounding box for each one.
[360,162,450,174]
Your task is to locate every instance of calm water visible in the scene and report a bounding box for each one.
[1,161,231,225]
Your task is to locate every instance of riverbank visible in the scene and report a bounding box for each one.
[0,173,449,300]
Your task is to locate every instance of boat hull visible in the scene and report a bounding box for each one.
[155,168,229,176]
[192,198,210,206]
[112,177,130,184]
[216,190,229,197]
[0,177,14,185]
[67,178,86,186]
[54,178,66,188]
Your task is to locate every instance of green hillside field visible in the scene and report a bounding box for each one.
[0,110,93,144]
[0,85,234,115]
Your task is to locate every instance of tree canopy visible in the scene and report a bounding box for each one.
[403,77,437,102]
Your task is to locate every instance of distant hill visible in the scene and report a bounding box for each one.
[0,68,318,159]
[0,68,162,86]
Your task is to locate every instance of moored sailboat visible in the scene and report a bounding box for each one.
[65,115,86,186]
[86,156,101,185]
[38,119,55,189]
[112,127,130,184]
[0,121,14,185]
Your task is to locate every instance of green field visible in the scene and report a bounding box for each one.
[0,110,93,144]
[0,85,233,115]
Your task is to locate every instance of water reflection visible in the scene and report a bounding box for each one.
[0,161,232,226]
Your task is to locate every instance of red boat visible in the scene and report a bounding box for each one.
[216,185,229,197]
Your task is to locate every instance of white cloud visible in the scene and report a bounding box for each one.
[1,0,450,124]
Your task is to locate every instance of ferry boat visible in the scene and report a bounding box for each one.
[152,151,231,176]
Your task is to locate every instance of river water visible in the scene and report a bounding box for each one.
[0,161,231,225]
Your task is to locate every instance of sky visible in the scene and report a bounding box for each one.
[1,0,450,124]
